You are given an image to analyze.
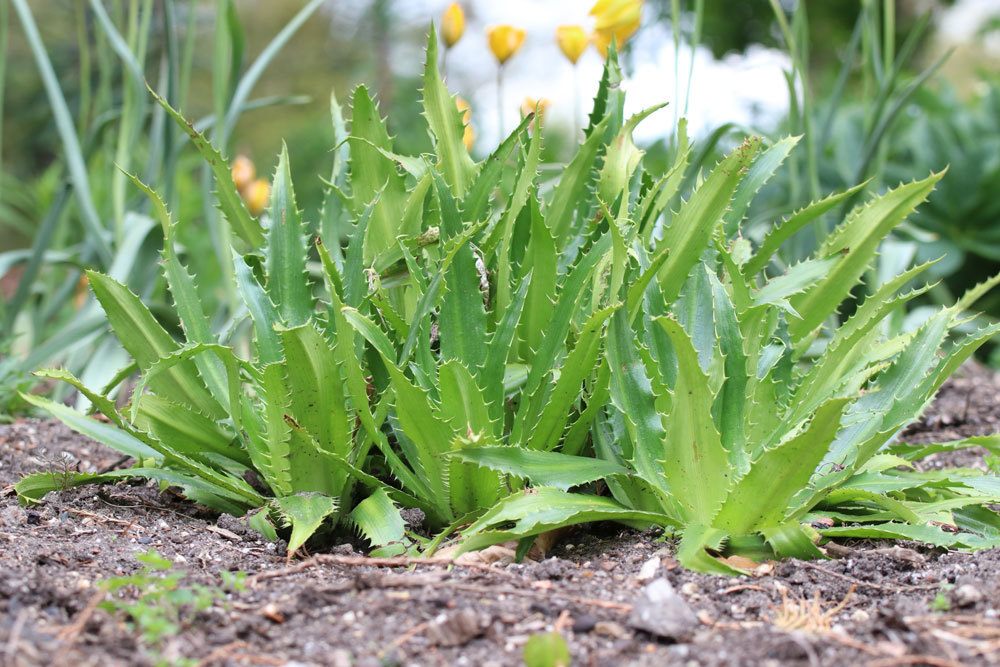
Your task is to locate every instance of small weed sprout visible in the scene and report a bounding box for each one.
[99,550,245,666]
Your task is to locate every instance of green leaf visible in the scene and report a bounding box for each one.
[606,310,671,503]
[149,85,264,248]
[676,525,743,575]
[493,125,542,317]
[713,397,851,534]
[657,317,731,524]
[433,171,487,372]
[657,137,761,304]
[422,25,476,198]
[708,271,749,466]
[597,103,668,206]
[133,394,249,467]
[482,273,531,417]
[348,85,408,261]
[789,172,943,341]
[19,394,160,462]
[350,488,406,548]
[524,632,571,667]
[458,487,669,554]
[34,368,127,430]
[519,198,557,359]
[889,435,1000,462]
[761,522,825,560]
[248,509,279,541]
[463,113,534,222]
[273,494,337,555]
[437,360,503,515]
[381,362,452,517]
[280,324,352,458]
[88,271,223,417]
[122,171,229,409]
[17,468,248,515]
[723,135,799,236]
[512,237,611,444]
[744,181,869,276]
[340,307,397,362]
[547,116,610,245]
[233,252,283,364]
[523,305,617,451]
[22,394,261,507]
[452,447,630,491]
[266,143,314,326]
[819,522,989,548]
[752,257,838,313]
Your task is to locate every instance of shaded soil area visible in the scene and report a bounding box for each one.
[1,366,999,666]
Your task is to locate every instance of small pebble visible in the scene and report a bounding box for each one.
[953,584,983,608]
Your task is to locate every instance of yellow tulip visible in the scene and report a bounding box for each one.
[520,97,550,122]
[590,0,642,56]
[456,96,475,151]
[441,3,465,48]
[556,25,589,64]
[231,155,256,192]
[487,25,526,65]
[591,31,611,58]
[244,179,271,216]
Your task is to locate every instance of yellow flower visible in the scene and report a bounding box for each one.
[456,96,475,151]
[441,3,465,49]
[591,31,611,58]
[590,0,642,56]
[244,179,271,216]
[487,25,526,65]
[556,25,589,64]
[520,97,550,122]
[231,155,256,192]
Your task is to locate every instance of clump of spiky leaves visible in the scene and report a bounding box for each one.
[14,140,387,555]
[455,127,1000,573]
[319,28,626,535]
[14,28,626,551]
[16,30,1000,569]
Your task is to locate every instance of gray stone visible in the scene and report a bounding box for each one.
[953,584,983,608]
[628,577,699,640]
[426,608,491,647]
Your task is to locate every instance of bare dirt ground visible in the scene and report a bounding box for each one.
[1,365,999,667]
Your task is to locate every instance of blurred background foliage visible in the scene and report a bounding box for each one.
[1,0,999,416]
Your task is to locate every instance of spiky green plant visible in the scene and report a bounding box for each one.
[15,28,623,552]
[16,32,1000,571]
[455,140,1000,572]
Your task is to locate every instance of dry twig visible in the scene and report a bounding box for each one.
[866,656,965,667]
[799,561,940,592]
[56,589,105,645]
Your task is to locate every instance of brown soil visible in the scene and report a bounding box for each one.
[1,366,999,667]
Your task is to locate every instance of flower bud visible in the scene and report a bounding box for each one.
[244,179,271,216]
[442,3,465,48]
[487,25,527,65]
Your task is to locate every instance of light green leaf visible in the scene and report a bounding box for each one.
[452,447,630,491]
[422,25,476,198]
[350,488,406,548]
[657,137,761,304]
[149,85,264,248]
[657,317,731,523]
[274,494,337,555]
[789,172,943,341]
[267,143,314,325]
[458,488,669,554]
